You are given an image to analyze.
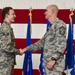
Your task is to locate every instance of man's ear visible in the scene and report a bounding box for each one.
[52,9,54,14]
[5,14,8,18]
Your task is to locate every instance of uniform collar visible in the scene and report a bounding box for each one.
[3,21,11,26]
[51,18,59,24]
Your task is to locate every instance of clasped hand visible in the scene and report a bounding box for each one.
[19,48,27,55]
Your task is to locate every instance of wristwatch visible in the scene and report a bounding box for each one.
[51,57,56,61]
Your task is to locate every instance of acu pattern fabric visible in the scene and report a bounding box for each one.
[0,21,20,75]
[26,18,66,75]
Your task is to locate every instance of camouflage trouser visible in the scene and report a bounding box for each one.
[0,64,14,75]
[44,67,62,75]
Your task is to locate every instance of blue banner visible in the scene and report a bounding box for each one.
[64,12,75,75]
[23,14,32,75]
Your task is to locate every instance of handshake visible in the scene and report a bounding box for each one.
[19,48,27,55]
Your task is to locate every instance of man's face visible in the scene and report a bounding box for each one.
[7,9,16,23]
[44,6,52,19]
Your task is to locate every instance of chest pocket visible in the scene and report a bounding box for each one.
[45,25,56,41]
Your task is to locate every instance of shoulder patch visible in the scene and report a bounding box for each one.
[59,26,66,35]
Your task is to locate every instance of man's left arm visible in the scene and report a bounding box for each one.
[46,22,66,70]
[51,22,66,61]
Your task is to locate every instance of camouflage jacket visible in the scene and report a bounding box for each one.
[26,18,66,72]
[0,21,20,65]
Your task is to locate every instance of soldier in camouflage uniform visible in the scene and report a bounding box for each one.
[20,5,66,75]
[0,7,21,75]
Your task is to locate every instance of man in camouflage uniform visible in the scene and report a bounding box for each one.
[20,4,66,75]
[0,7,21,75]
